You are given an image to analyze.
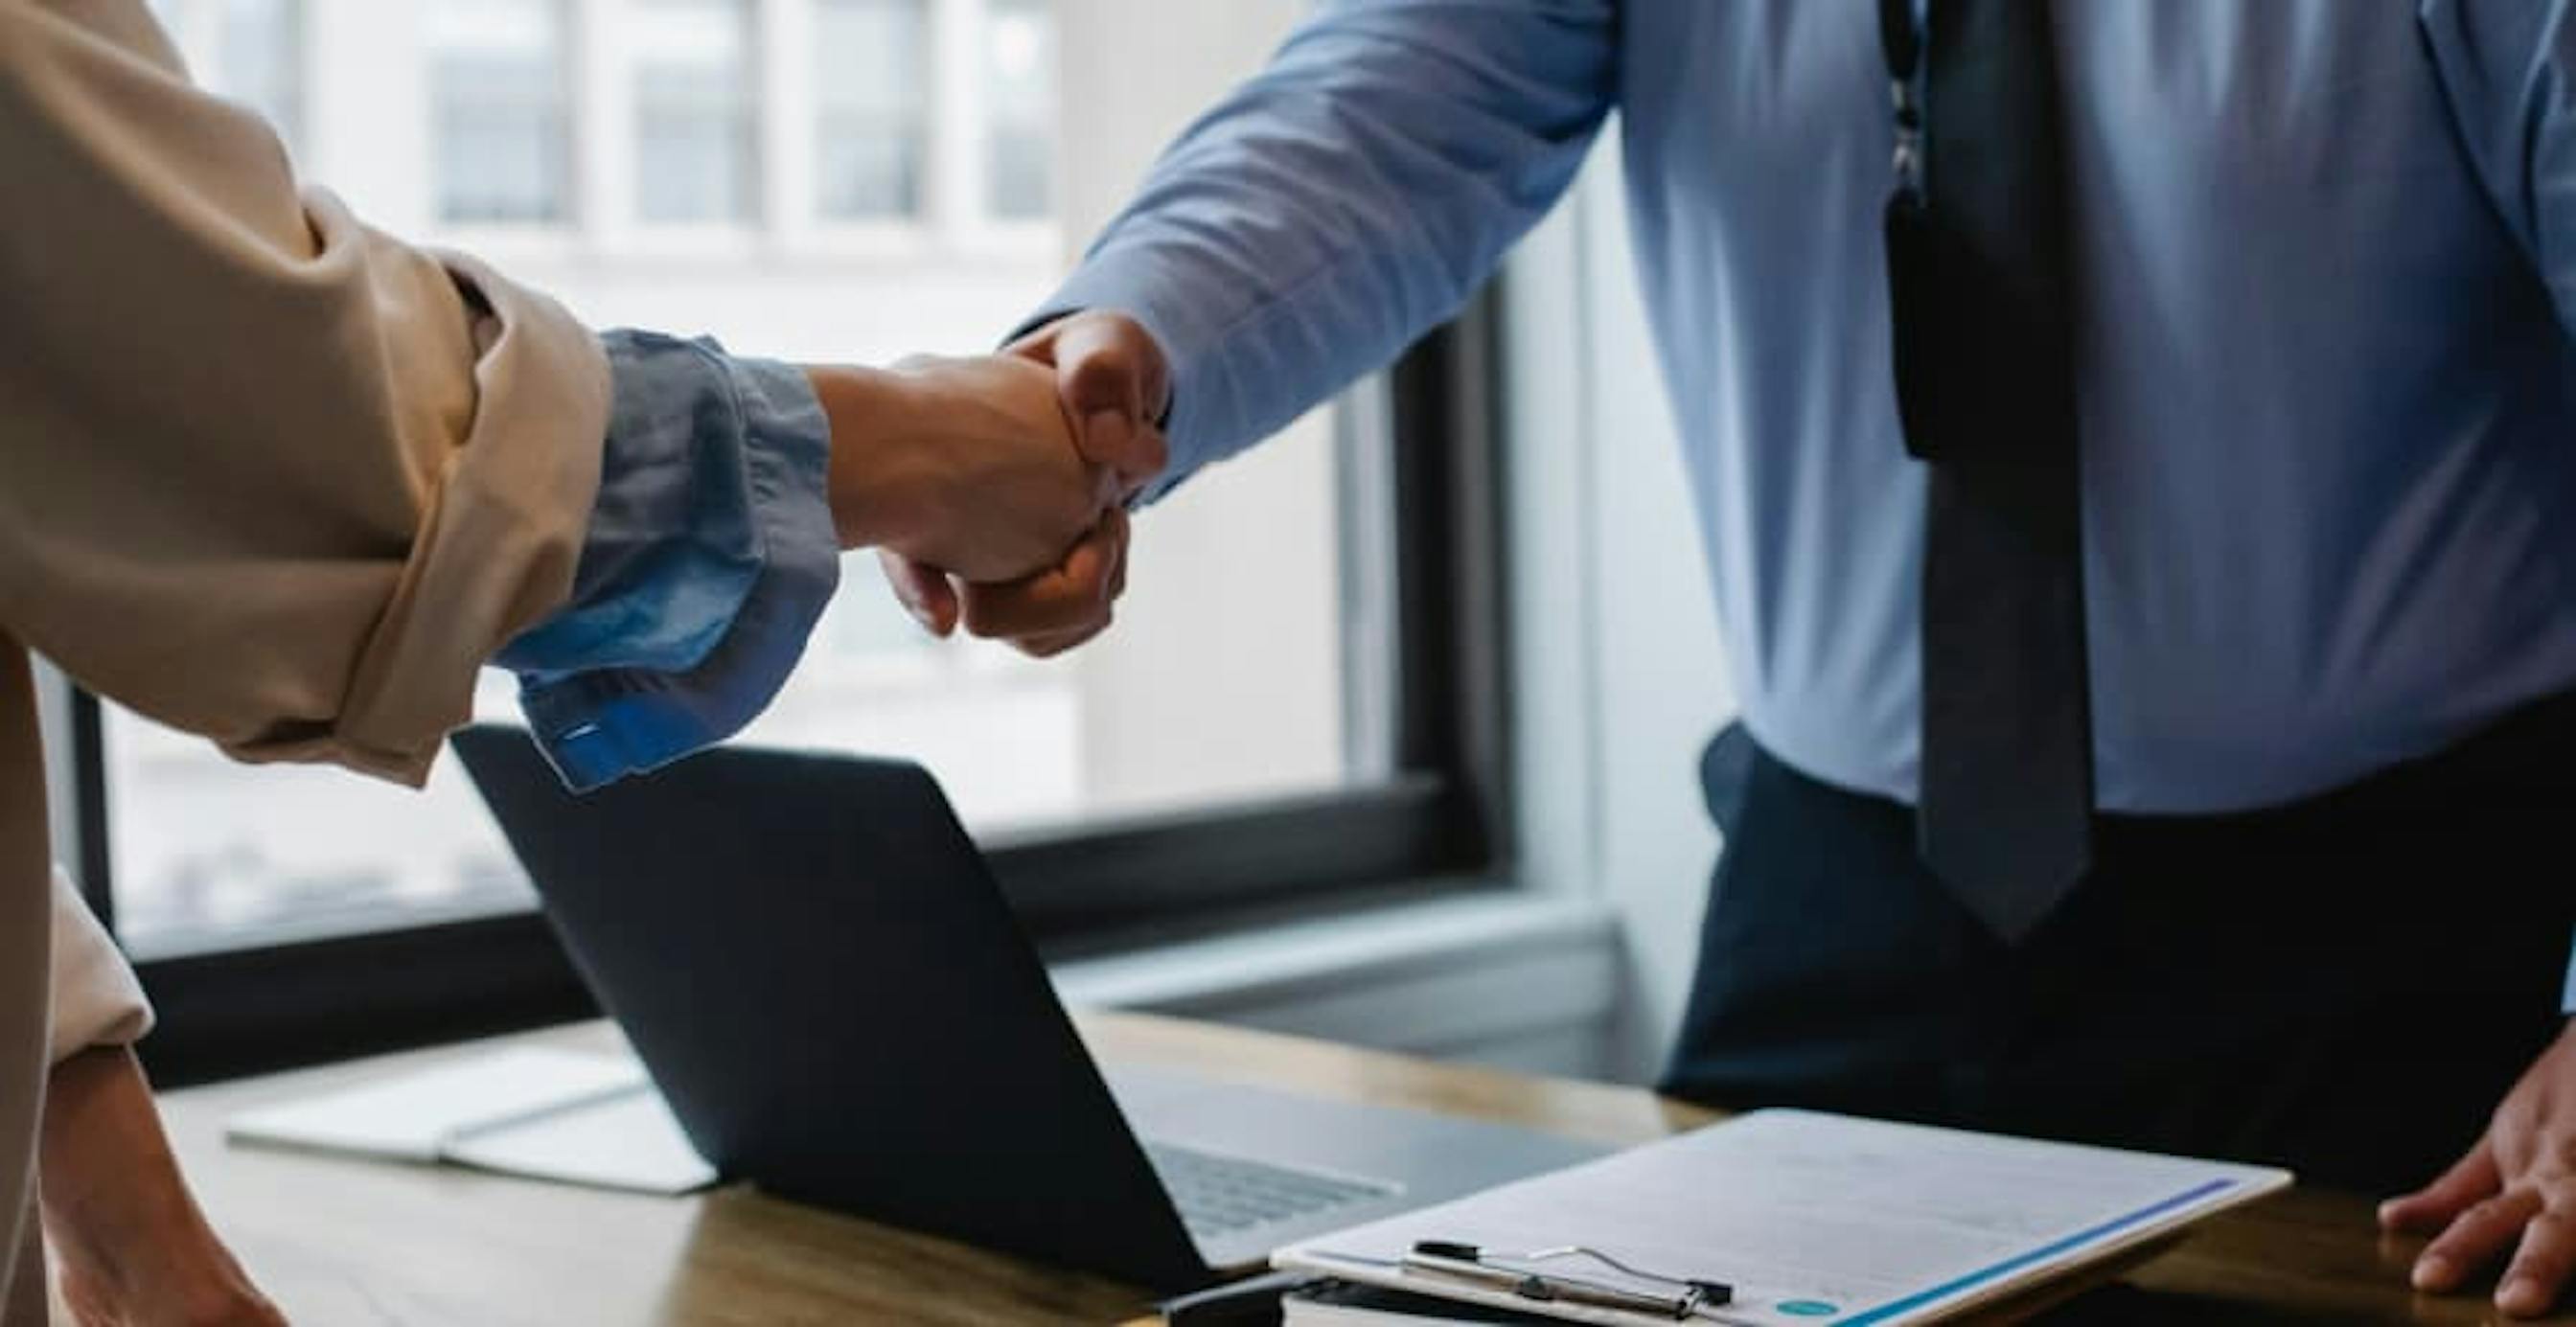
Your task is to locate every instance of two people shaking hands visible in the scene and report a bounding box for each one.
[37,0,2576,1322]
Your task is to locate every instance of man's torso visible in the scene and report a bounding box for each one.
[1616,0,2576,812]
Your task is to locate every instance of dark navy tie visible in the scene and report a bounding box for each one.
[1882,0,2093,940]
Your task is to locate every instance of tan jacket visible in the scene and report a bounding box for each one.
[0,1,613,1317]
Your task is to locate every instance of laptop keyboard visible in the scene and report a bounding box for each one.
[1143,1141,1398,1239]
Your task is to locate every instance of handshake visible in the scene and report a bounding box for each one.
[808,312,1169,657]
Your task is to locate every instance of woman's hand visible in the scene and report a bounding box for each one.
[39,1047,283,1326]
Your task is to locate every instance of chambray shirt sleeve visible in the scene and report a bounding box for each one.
[493,331,840,791]
[2418,2,2576,1012]
[2563,928,2576,1014]
[1023,0,1618,502]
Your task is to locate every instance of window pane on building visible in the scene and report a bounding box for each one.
[429,0,571,224]
[146,0,303,152]
[218,0,302,147]
[633,0,759,224]
[984,0,1054,220]
[815,0,928,221]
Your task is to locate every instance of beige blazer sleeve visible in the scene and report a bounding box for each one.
[0,6,615,1313]
[0,0,613,786]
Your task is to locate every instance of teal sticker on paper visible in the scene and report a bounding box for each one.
[1778,1302,1839,1317]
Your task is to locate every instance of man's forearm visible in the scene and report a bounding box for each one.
[1024,0,1618,492]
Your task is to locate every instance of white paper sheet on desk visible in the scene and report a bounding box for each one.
[1275,1109,2291,1327]
[225,1046,717,1196]
[226,1047,647,1162]
[444,1087,716,1195]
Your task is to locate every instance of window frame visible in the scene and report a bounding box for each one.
[69,297,1515,1087]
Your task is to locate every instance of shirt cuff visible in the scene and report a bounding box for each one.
[1022,246,1236,507]
[49,867,150,1063]
[2561,923,2576,1013]
[501,332,840,792]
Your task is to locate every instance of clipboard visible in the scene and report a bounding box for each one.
[1273,1110,2291,1326]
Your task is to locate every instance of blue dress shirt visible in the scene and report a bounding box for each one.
[497,331,839,791]
[1031,2,2576,994]
[1040,0,2576,816]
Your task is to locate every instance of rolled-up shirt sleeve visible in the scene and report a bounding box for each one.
[495,332,840,792]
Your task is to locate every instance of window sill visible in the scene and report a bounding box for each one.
[1053,890,1622,1076]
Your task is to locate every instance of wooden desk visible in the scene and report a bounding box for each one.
[157,1014,2562,1325]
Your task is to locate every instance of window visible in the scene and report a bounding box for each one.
[430,0,573,224]
[982,0,1054,220]
[147,0,304,151]
[99,680,532,949]
[814,0,929,220]
[632,0,760,224]
[91,2,1506,1085]
[218,0,303,146]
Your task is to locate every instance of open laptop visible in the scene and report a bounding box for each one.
[452,726,1601,1292]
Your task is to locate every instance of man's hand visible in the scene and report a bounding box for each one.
[809,353,1107,583]
[877,311,1171,656]
[2383,1020,2576,1317]
[40,1046,284,1327]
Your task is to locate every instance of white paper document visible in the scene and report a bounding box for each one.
[1276,1110,2290,1326]
[226,1046,717,1196]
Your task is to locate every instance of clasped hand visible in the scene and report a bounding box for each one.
[857,313,1168,657]
[808,314,1166,656]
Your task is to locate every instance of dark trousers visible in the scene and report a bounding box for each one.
[1662,699,2576,1195]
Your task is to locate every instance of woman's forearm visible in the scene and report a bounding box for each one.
[807,356,1099,582]
[39,1047,281,1325]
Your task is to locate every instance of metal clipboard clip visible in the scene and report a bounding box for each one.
[1398,1240,1737,1321]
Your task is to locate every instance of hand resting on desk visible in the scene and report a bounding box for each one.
[2384,1018,2576,1317]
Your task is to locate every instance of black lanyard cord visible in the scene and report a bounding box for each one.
[1879,0,1925,200]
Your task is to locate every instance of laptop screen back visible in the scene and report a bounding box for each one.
[450,727,1208,1291]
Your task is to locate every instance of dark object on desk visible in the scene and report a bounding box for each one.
[453,728,1601,1293]
[1161,1269,1325,1327]
[1280,1280,1557,1324]
[2027,1283,2381,1327]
